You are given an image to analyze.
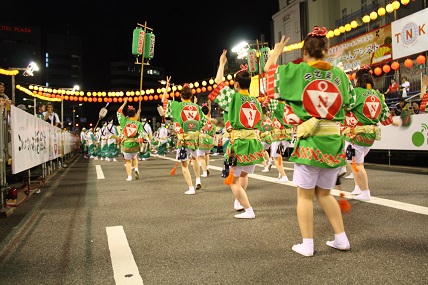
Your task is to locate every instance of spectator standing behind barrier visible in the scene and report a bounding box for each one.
[410,101,420,114]
[16,104,29,112]
[0,82,9,100]
[395,97,409,116]
[36,102,46,119]
[43,102,61,127]
[264,27,353,257]
[383,78,399,99]
[0,82,12,110]
[400,76,410,97]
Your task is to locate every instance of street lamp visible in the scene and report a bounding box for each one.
[61,85,80,129]
[23,97,37,115]
[72,103,82,131]
[9,62,39,103]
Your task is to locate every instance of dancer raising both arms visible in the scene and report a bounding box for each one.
[264,27,355,256]
[117,98,144,181]
[162,76,206,195]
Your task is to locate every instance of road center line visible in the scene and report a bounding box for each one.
[96,165,105,179]
[106,226,144,285]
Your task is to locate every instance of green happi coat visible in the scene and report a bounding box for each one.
[167,100,206,150]
[344,87,393,147]
[199,116,216,151]
[269,61,356,168]
[213,86,264,166]
[117,111,144,153]
[269,99,296,142]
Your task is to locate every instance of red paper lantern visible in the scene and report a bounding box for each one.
[404,58,413,68]
[416,54,426,65]
[382,64,391,73]
[374,67,382,76]
[391,61,400,70]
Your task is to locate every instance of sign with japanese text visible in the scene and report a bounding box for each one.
[325,25,392,71]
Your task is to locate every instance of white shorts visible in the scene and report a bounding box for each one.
[261,142,271,150]
[344,141,370,164]
[270,140,290,158]
[292,163,341,189]
[175,148,205,161]
[123,152,138,160]
[233,165,256,177]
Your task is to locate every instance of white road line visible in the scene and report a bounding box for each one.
[96,165,105,179]
[159,156,428,216]
[106,226,144,285]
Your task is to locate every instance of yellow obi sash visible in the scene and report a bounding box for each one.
[177,131,199,142]
[230,129,258,140]
[296,118,339,139]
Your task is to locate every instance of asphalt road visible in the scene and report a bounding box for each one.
[0,153,427,285]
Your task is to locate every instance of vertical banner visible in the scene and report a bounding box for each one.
[143,32,155,59]
[131,28,145,57]
[391,8,428,60]
[420,93,428,113]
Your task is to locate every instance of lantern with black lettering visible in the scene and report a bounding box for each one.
[132,28,145,57]
[144,32,155,59]
[247,48,258,73]
[259,47,270,72]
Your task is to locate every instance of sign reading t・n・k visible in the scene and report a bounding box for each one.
[391,8,428,59]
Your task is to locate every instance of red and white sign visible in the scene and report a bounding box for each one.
[239,101,261,128]
[303,80,342,120]
[391,8,428,59]
[180,105,200,122]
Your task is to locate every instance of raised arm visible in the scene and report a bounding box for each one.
[215,49,228,84]
[118,97,128,112]
[263,36,290,73]
[161,76,171,103]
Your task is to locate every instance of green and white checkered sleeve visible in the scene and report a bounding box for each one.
[165,100,173,118]
[215,87,233,113]
[267,99,278,113]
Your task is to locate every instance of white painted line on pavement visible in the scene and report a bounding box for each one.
[159,156,428,215]
[106,226,144,285]
[96,165,105,179]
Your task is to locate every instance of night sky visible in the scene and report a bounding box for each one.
[3,1,279,126]
[4,1,279,90]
